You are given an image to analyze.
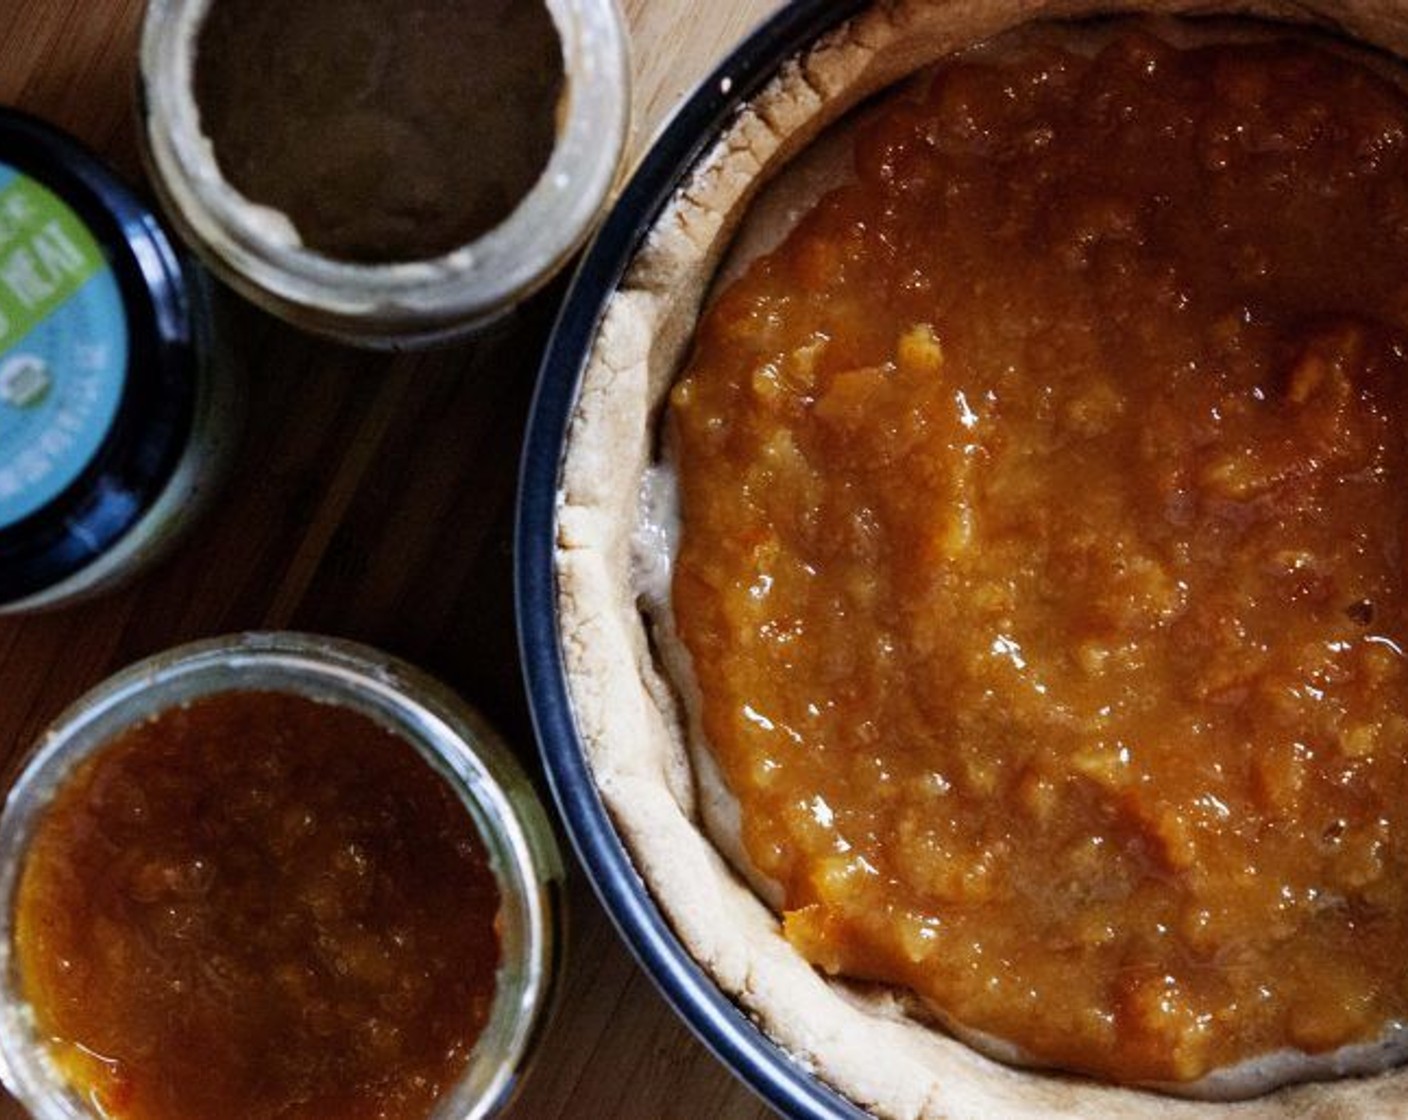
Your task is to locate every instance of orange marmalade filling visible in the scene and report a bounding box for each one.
[670,29,1408,1084]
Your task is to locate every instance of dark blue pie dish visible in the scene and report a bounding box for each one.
[517,0,1408,1117]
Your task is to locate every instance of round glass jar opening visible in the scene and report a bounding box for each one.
[138,0,630,347]
[0,632,565,1120]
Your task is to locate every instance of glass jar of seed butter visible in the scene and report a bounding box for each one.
[0,109,234,615]
[0,633,566,1120]
[139,0,630,347]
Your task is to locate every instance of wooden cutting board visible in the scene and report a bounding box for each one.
[0,1,784,1118]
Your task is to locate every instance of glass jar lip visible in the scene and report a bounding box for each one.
[0,631,565,1120]
[138,0,631,343]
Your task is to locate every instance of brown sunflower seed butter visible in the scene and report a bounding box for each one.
[193,0,564,263]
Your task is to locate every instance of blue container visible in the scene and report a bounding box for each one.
[0,110,226,613]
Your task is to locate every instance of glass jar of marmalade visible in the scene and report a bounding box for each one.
[0,633,565,1120]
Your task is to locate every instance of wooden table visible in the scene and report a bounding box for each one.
[0,1,782,1117]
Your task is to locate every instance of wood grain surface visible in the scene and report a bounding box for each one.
[0,1,783,1117]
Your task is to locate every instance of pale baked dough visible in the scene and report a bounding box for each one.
[554,2,1408,1116]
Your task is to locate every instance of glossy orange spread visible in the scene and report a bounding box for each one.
[15,692,501,1120]
[671,29,1408,1084]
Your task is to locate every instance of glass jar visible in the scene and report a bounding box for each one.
[0,632,565,1120]
[137,0,631,348]
[0,109,236,615]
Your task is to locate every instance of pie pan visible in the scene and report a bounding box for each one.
[516,1,1408,1117]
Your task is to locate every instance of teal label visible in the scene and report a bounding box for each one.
[0,162,127,529]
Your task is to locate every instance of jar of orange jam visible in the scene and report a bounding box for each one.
[0,633,564,1120]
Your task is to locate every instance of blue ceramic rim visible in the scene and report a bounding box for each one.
[517,2,872,1118]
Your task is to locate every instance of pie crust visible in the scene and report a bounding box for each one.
[554,1,1408,1115]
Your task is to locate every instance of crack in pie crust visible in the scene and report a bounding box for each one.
[556,1,1408,1115]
